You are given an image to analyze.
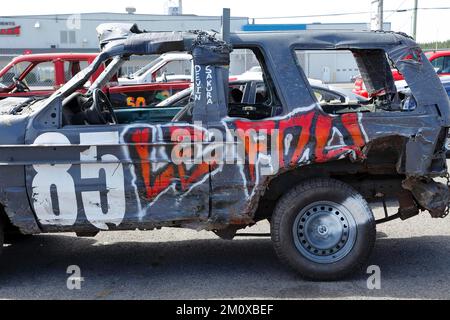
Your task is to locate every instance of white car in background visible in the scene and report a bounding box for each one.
[120,54,324,87]
[118,52,193,85]
[233,65,324,86]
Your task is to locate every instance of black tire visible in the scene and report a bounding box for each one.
[271,178,376,280]
[2,221,31,244]
[4,233,32,244]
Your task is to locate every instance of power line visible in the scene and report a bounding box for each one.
[384,0,409,20]
[251,7,450,20]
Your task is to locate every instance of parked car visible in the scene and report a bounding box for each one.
[419,50,450,77]
[0,26,448,281]
[443,76,450,98]
[353,50,450,98]
[230,67,324,86]
[0,53,190,107]
[118,52,193,85]
[0,53,99,99]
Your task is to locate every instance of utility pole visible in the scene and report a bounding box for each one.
[412,0,418,39]
[370,0,384,30]
[222,8,230,43]
[378,0,384,30]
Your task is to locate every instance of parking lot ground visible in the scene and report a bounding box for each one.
[1,209,450,300]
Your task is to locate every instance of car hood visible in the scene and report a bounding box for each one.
[0,97,43,115]
[0,97,38,146]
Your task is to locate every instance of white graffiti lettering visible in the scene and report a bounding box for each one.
[194,65,202,102]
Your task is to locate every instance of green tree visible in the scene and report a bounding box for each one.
[419,40,450,50]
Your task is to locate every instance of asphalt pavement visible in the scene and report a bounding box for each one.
[1,210,450,299]
[1,156,449,300]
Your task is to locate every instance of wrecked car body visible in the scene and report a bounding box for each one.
[0,26,449,280]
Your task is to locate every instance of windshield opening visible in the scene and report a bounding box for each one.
[0,61,32,88]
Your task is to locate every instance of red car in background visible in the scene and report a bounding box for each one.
[0,53,100,99]
[0,53,190,107]
[353,50,450,98]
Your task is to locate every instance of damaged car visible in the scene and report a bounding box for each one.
[0,25,449,280]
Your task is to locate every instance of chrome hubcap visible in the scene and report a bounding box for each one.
[293,201,357,264]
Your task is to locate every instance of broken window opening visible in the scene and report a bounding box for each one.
[225,47,282,120]
[294,49,416,115]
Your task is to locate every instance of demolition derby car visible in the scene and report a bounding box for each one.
[0,52,191,107]
[0,25,449,280]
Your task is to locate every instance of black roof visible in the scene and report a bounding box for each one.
[229,30,415,50]
[97,23,417,58]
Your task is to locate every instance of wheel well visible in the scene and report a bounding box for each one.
[253,150,406,222]
[254,165,332,221]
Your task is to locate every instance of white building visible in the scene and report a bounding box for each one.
[243,22,391,83]
[0,13,391,83]
[0,12,249,71]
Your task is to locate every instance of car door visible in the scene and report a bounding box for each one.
[206,49,284,225]
[25,103,211,232]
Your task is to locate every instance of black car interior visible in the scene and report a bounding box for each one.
[60,46,419,127]
[62,89,118,125]
[62,77,282,126]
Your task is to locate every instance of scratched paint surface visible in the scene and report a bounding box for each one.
[26,104,367,231]
[103,107,366,228]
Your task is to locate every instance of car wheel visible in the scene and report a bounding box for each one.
[271,178,376,280]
